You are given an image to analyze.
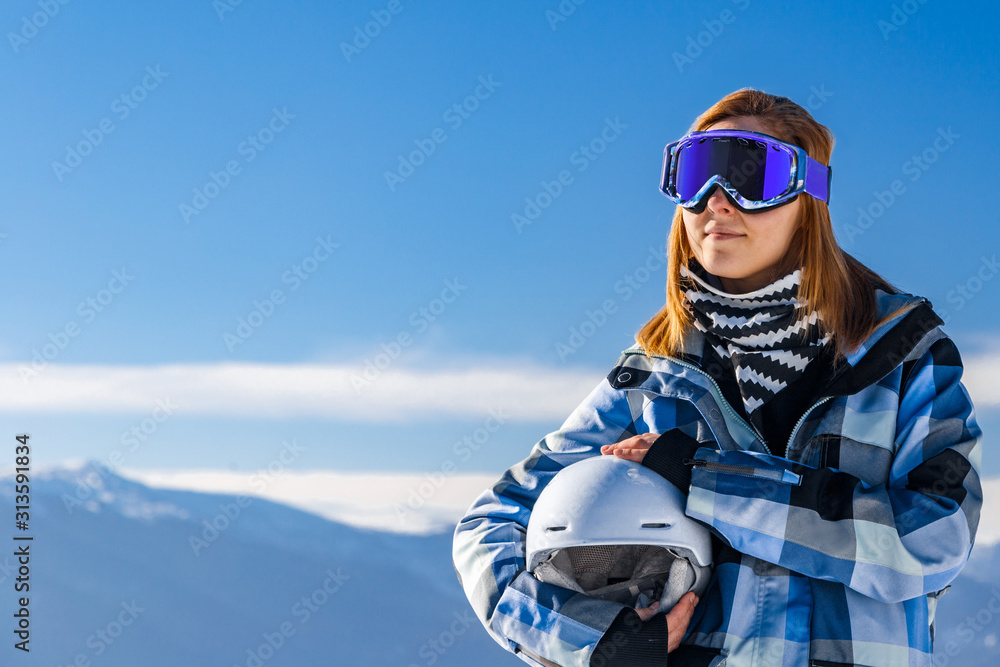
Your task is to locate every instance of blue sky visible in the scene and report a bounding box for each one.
[1,0,997,476]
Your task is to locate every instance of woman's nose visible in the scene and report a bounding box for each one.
[705,184,735,214]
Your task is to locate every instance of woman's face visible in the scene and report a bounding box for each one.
[681,116,802,294]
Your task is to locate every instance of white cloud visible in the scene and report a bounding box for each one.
[0,361,605,421]
[1,349,995,423]
[119,466,501,535]
[979,477,1000,547]
[962,353,1000,408]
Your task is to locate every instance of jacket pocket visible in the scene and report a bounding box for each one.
[686,459,802,485]
[812,434,893,487]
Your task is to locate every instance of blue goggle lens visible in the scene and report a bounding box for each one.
[674,136,793,202]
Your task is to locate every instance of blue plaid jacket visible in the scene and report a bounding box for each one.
[452,291,983,666]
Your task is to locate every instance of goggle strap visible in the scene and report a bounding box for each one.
[804,155,831,203]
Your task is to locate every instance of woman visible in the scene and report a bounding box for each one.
[452,88,982,666]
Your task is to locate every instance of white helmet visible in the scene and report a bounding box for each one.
[526,455,713,611]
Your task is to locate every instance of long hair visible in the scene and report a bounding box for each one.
[637,88,913,362]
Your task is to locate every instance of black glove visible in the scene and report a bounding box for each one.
[641,429,704,494]
[591,607,669,666]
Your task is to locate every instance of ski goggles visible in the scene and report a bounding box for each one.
[659,129,832,213]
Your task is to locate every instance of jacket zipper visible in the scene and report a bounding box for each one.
[630,352,773,455]
[684,459,802,485]
[785,396,833,455]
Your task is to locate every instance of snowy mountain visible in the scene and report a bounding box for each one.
[0,463,510,666]
[0,464,996,666]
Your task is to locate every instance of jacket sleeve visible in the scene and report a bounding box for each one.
[683,335,983,603]
[451,372,652,666]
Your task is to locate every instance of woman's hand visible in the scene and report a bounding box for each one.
[600,432,660,464]
[634,592,700,653]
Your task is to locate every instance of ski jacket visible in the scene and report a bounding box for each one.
[452,290,983,666]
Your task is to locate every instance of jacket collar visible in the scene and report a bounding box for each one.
[818,291,942,398]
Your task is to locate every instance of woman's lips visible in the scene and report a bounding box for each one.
[706,232,742,240]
